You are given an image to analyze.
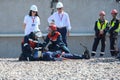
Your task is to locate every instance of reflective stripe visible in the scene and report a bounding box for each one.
[100,52,105,54]
[33,40,38,43]
[24,43,28,46]
[29,39,38,43]
[97,20,108,30]
[110,50,116,51]
[92,51,96,54]
[29,39,33,41]
[34,47,39,50]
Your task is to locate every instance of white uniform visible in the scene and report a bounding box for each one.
[48,11,71,31]
[24,15,40,35]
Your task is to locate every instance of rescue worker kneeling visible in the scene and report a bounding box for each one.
[19,31,61,61]
[42,24,90,60]
[43,24,70,53]
[19,31,43,61]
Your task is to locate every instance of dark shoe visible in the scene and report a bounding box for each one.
[116,54,120,59]
[100,52,105,57]
[100,54,104,57]
[111,52,115,56]
[91,53,96,57]
[83,50,90,59]
[111,51,118,57]
[114,51,119,57]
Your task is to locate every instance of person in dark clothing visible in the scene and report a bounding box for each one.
[19,32,43,61]
[43,24,70,53]
[42,24,90,60]
[109,9,120,57]
[19,31,90,61]
[91,11,109,57]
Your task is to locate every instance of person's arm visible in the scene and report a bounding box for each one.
[66,13,71,36]
[94,21,99,35]
[23,16,27,30]
[104,22,109,34]
[23,23,26,30]
[57,35,64,46]
[43,35,50,47]
[37,17,41,26]
[109,20,119,33]
[48,14,54,24]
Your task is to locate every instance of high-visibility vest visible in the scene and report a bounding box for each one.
[110,21,120,32]
[97,20,108,30]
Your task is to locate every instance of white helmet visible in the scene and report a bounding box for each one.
[56,2,64,8]
[30,5,38,12]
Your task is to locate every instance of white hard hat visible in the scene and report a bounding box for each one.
[56,2,64,8]
[30,5,38,12]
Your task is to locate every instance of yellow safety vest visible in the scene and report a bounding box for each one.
[97,20,108,30]
[110,21,120,32]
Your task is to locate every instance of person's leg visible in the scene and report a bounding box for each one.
[60,45,70,53]
[62,53,83,59]
[100,37,106,57]
[42,52,62,61]
[91,37,100,56]
[48,44,59,51]
[110,33,118,56]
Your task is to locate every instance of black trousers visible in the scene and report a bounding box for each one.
[92,36,106,52]
[109,32,118,54]
[57,27,67,46]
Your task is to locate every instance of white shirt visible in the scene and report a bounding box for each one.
[48,11,71,31]
[24,15,40,35]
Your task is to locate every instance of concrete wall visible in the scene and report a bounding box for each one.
[0,0,120,57]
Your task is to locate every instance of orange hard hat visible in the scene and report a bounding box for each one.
[99,11,106,16]
[111,9,118,14]
[49,25,57,31]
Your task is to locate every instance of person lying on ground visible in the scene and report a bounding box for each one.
[19,28,90,61]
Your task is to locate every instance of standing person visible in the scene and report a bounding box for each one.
[91,11,109,57]
[48,2,71,46]
[23,5,41,35]
[109,9,120,56]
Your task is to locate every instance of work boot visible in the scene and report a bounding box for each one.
[111,51,118,57]
[83,49,90,59]
[111,51,115,56]
[91,51,96,57]
[116,54,120,60]
[100,52,105,57]
[114,51,119,57]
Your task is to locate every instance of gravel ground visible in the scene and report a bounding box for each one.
[0,58,120,80]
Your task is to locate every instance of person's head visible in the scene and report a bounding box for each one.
[56,2,64,13]
[99,11,106,20]
[29,5,39,17]
[48,25,57,34]
[111,9,118,18]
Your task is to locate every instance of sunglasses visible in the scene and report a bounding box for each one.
[57,8,62,10]
[32,11,37,13]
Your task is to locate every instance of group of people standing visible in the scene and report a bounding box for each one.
[91,9,120,59]
[20,1,120,61]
